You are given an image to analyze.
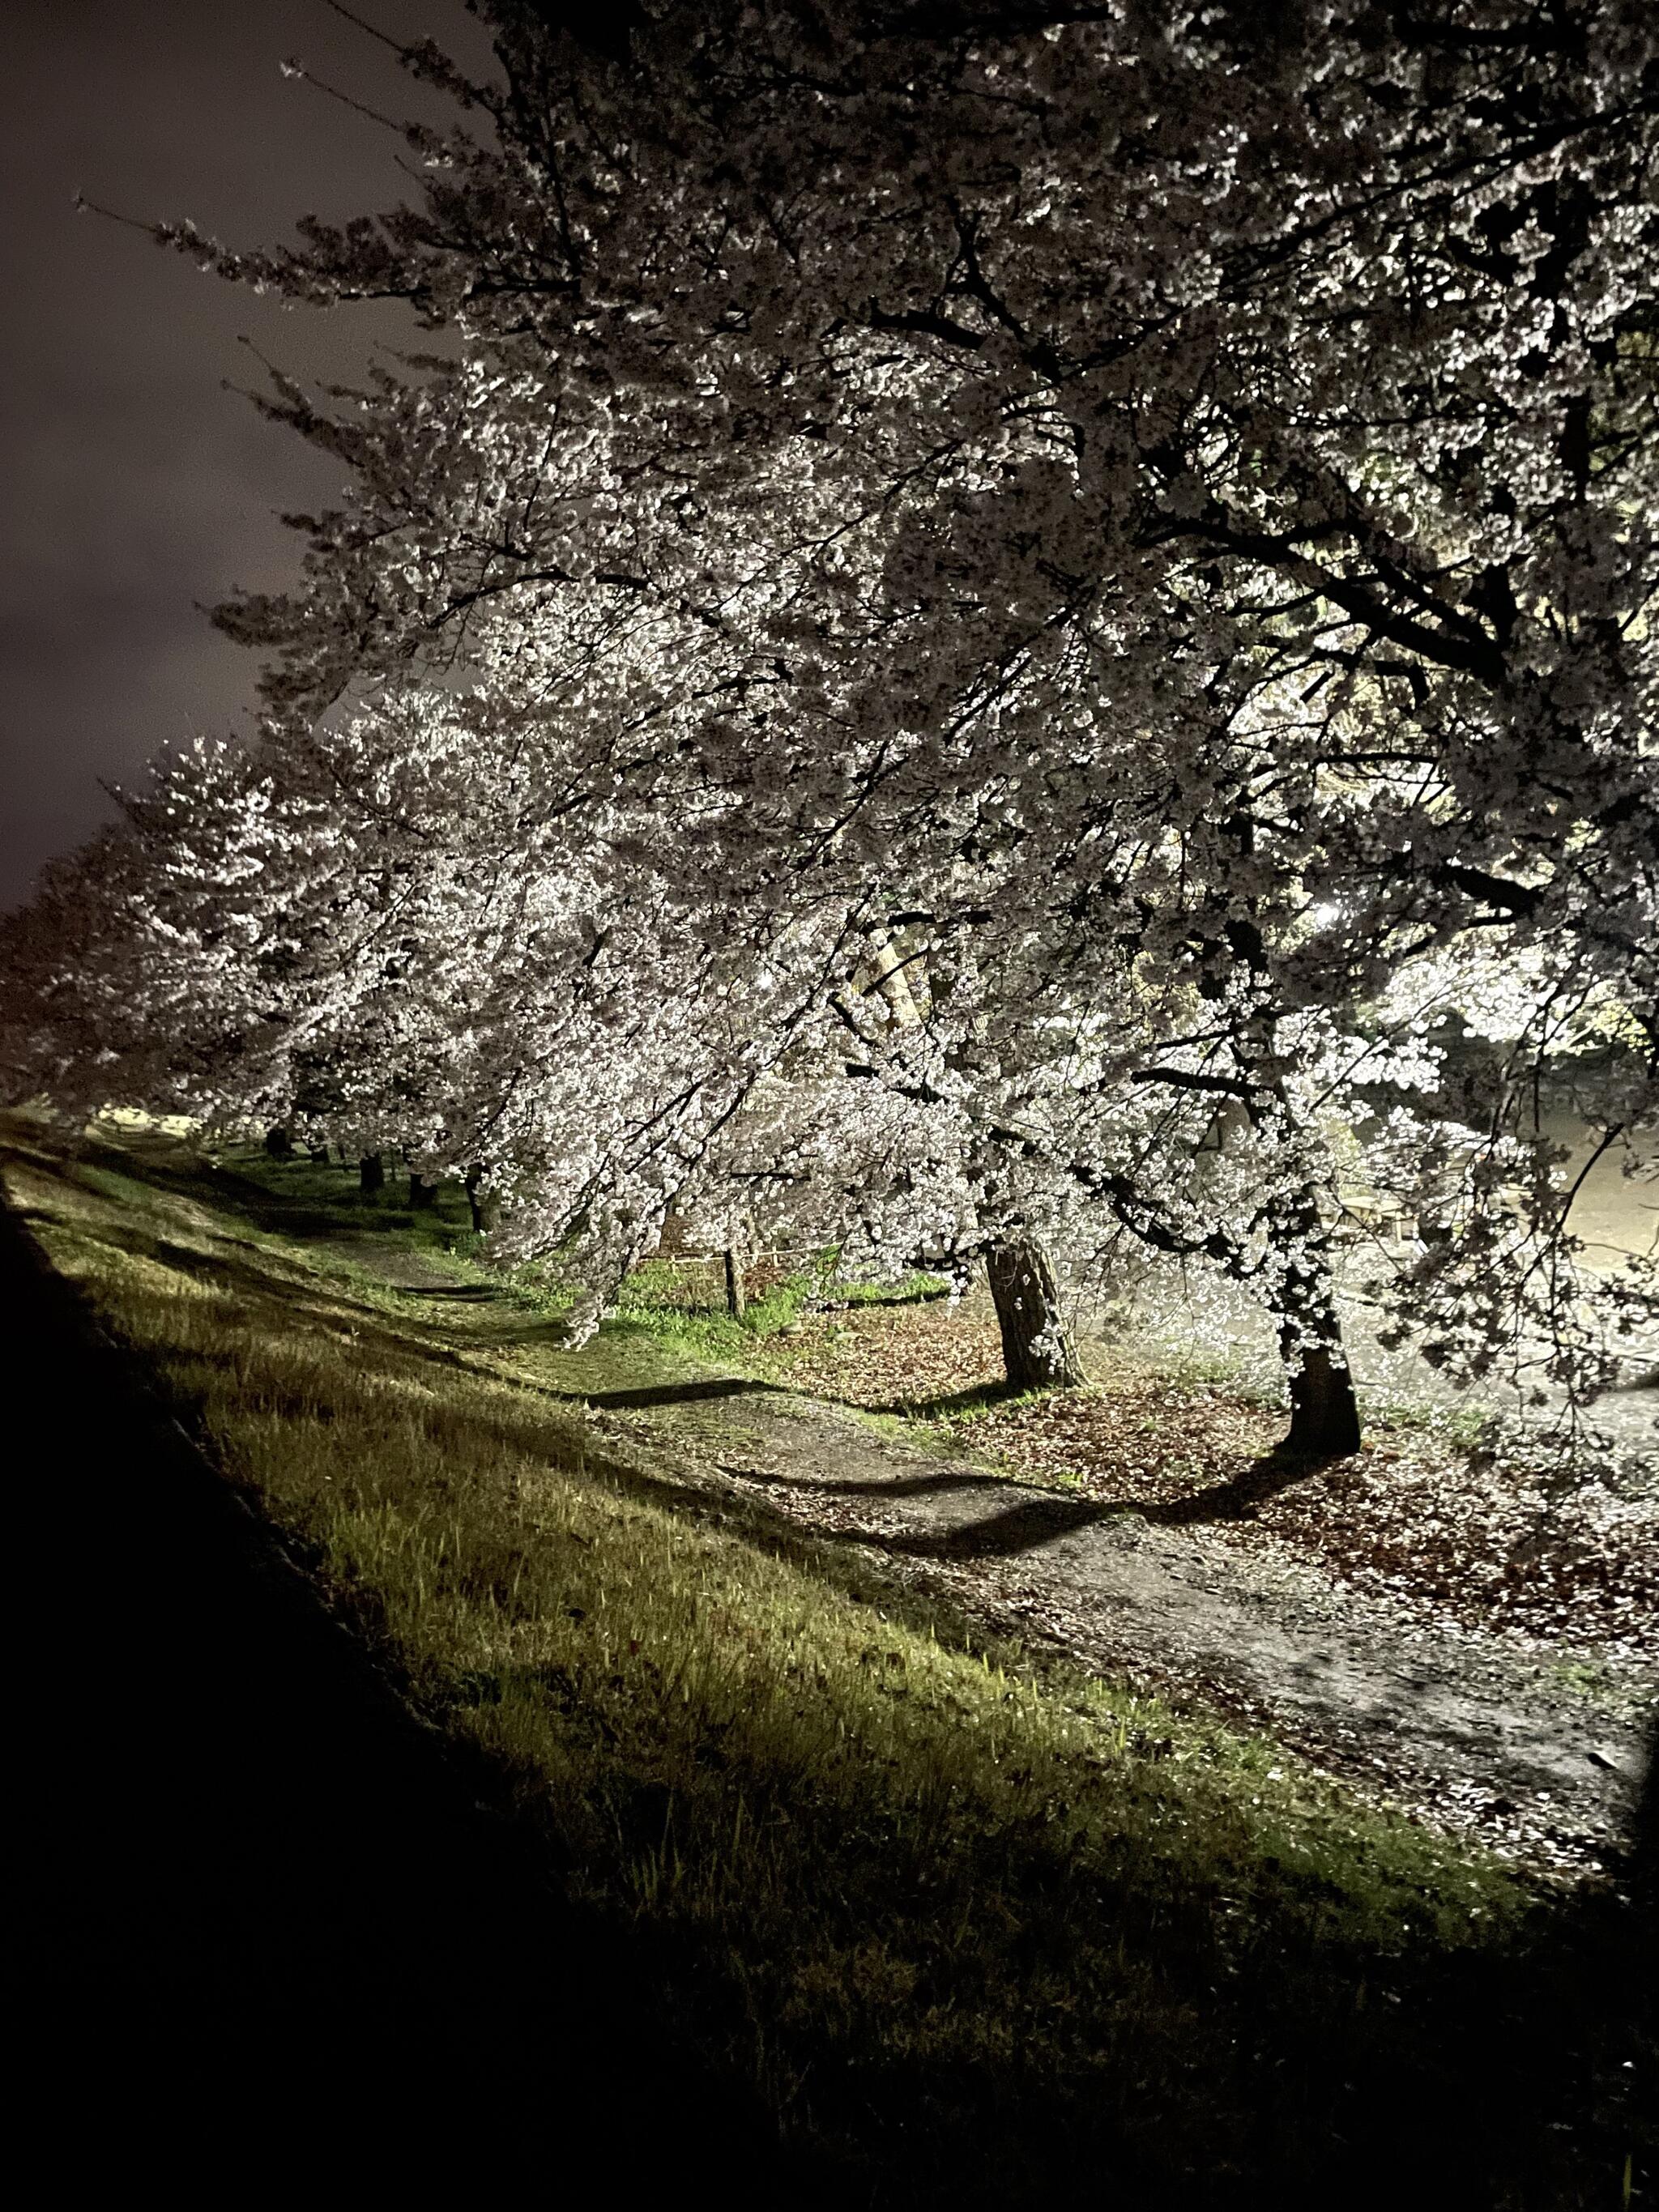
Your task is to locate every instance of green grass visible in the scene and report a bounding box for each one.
[1551,1656,1625,1705]
[615,1258,814,1350]
[2,1114,1648,2207]
[1352,1387,1495,1449]
[611,1250,949,1362]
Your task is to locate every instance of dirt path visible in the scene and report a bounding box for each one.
[135,1168,1657,1873]
[578,1382,1655,1873]
[2,1192,790,2190]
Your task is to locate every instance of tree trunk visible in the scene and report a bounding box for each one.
[985,1236,1084,1392]
[1207,918,1362,1460]
[1266,1197,1361,1460]
[359,1153,385,1196]
[465,1168,499,1234]
[723,1244,747,1320]
[1631,1711,1659,1954]
[1279,1314,1362,1460]
[408,1173,440,1212]
[264,1126,294,1158]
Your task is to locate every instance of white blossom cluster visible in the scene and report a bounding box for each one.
[6,1,1656,1446]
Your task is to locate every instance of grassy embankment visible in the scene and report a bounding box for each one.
[2,1115,1647,2207]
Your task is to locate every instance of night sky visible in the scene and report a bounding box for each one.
[0,1,494,909]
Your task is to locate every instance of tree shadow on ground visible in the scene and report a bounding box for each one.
[746,1443,1335,1559]
[70,1128,476,1242]
[6,1124,1652,2206]
[11,1137,1352,1557]
[7,1163,788,1528]
[563,1378,784,1409]
[1,1177,512,1399]
[848,1379,1018,1419]
[0,1178,798,2198]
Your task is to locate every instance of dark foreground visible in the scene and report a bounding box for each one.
[7,1153,1657,2208]
[4,1193,791,2191]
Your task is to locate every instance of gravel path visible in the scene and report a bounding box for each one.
[245,1198,1659,1873]
[590,1385,1656,1872]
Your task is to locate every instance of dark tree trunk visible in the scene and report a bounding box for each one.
[1266,1197,1361,1460]
[1631,1711,1659,1954]
[985,1237,1084,1392]
[1280,1318,1362,1460]
[1203,918,1363,1461]
[464,1169,499,1234]
[408,1174,441,1212]
[723,1245,747,1320]
[359,1154,385,1197]
[264,1126,294,1158]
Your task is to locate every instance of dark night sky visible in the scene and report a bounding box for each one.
[0,1,494,909]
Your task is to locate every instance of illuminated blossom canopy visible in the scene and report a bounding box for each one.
[7,0,1656,1452]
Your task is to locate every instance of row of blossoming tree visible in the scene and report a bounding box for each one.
[4,0,1657,1459]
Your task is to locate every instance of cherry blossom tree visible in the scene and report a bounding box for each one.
[23,0,1654,1453]
[0,688,1001,1347]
